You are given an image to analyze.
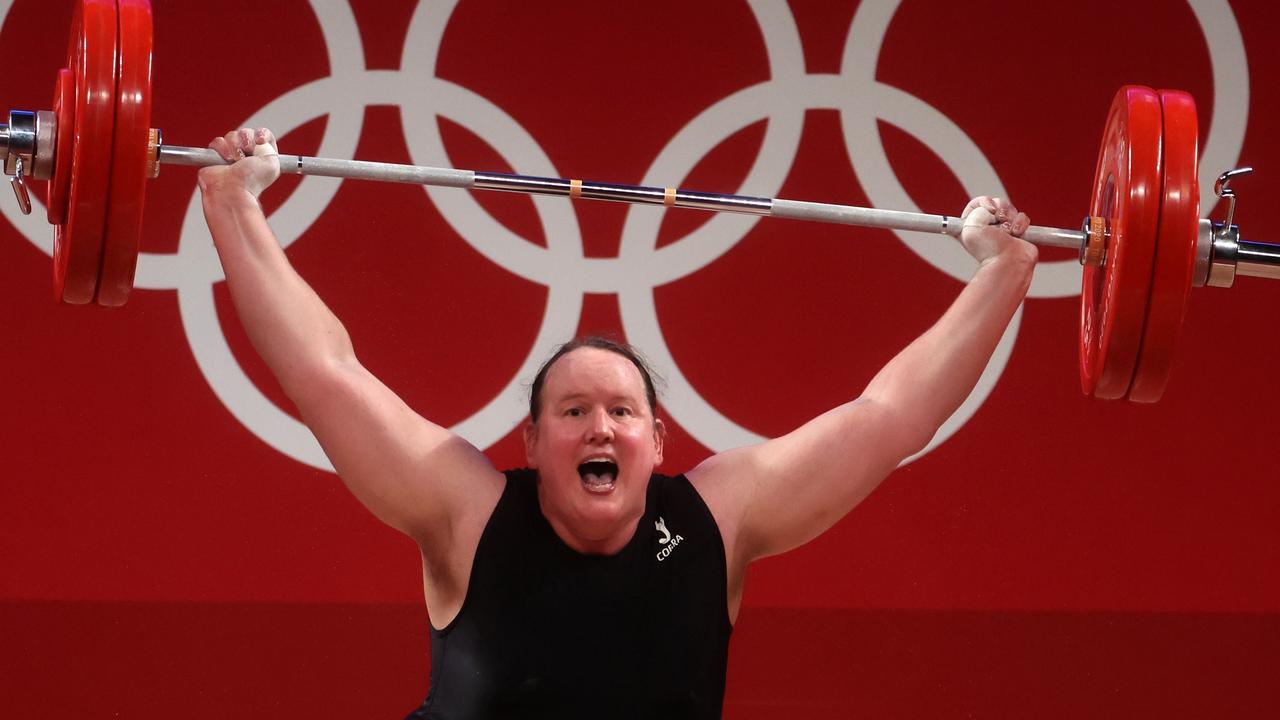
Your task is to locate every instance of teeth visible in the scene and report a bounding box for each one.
[578,457,618,491]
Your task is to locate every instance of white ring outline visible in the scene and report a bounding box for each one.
[0,0,1249,468]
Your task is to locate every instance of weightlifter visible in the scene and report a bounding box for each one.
[198,127,1035,720]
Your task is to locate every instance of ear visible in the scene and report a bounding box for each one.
[652,418,666,466]
[523,421,539,467]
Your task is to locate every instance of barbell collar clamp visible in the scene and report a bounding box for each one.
[2,110,35,177]
[1214,167,1253,229]
[0,109,54,214]
[1199,223,1279,288]
[1,109,59,186]
[147,128,162,179]
[1208,223,1240,288]
[1079,216,1108,268]
[9,154,30,215]
[1204,167,1280,286]
[1193,218,1214,287]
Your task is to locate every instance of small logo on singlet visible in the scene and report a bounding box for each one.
[655,517,684,562]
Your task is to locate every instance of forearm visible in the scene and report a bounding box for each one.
[710,201,1037,564]
[202,187,355,397]
[862,251,1036,450]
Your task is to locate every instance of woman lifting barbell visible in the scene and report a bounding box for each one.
[197,126,1035,720]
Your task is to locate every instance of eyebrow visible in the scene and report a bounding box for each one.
[553,393,641,405]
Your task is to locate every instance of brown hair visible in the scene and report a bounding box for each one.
[528,336,660,422]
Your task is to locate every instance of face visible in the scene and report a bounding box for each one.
[524,347,665,552]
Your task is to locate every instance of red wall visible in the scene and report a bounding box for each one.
[2,1,1277,717]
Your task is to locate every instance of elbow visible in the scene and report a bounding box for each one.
[279,351,363,413]
[888,409,940,461]
[848,396,939,464]
[897,419,939,460]
[318,324,358,366]
[241,319,358,404]
[277,336,359,398]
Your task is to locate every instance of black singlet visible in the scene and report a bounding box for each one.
[405,468,733,720]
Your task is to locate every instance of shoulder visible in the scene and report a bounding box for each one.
[684,447,757,526]
[682,449,761,569]
[650,471,721,535]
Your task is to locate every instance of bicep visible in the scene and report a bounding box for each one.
[290,358,503,544]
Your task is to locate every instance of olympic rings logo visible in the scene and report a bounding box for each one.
[1,0,1248,472]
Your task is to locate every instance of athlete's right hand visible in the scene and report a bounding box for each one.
[197,127,281,199]
[958,195,1036,265]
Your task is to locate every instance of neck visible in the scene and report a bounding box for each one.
[537,489,643,556]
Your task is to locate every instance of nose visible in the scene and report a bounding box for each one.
[585,407,614,444]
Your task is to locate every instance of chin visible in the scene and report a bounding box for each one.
[571,477,641,525]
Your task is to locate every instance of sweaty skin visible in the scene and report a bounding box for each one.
[523,346,666,556]
[199,128,1036,628]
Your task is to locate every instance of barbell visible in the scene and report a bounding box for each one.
[3,0,1278,403]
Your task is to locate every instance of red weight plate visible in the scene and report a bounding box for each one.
[46,68,75,226]
[1127,90,1200,403]
[1079,86,1163,399]
[53,0,118,305]
[97,0,154,307]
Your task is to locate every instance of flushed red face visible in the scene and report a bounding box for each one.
[524,347,665,554]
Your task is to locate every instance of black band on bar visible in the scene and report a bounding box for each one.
[471,171,773,215]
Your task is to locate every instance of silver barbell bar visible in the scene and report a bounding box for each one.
[3,105,1279,284]
[157,144,1088,250]
[158,145,1280,284]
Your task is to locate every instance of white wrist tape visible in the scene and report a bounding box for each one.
[963,207,996,229]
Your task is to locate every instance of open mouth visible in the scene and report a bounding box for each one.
[577,459,619,493]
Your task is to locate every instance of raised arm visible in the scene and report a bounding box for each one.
[197,129,503,548]
[690,197,1036,593]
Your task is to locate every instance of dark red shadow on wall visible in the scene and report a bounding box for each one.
[2,602,1276,719]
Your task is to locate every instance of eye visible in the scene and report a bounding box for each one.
[564,407,583,417]
[611,406,633,417]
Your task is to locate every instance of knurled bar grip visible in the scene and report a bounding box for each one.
[770,200,1084,249]
[159,145,474,187]
[158,144,1086,250]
